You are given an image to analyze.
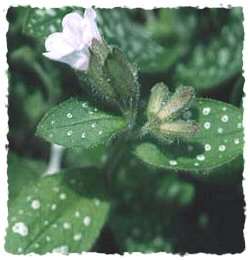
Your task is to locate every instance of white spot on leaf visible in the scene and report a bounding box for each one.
[234,138,240,144]
[17,247,23,253]
[83,216,91,226]
[73,233,82,241]
[12,222,29,237]
[53,187,59,192]
[94,199,100,207]
[204,144,212,151]
[52,245,69,254]
[66,113,72,119]
[169,160,177,166]
[204,122,211,129]
[63,222,71,229]
[202,107,211,115]
[51,204,57,210]
[196,154,205,161]
[221,115,229,123]
[217,127,224,134]
[31,200,40,210]
[59,193,66,200]
[67,130,73,136]
[218,145,226,152]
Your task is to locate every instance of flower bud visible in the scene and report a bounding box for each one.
[77,39,119,106]
[158,120,199,139]
[104,47,140,114]
[147,82,170,120]
[157,86,195,121]
[79,42,140,120]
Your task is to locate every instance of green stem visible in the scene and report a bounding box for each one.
[102,117,152,190]
[103,133,128,192]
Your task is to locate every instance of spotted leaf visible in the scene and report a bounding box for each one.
[36,98,127,148]
[99,9,183,73]
[6,158,110,254]
[175,9,243,91]
[134,98,243,177]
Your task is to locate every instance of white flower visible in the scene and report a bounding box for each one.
[43,8,101,71]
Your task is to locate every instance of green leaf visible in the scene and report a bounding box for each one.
[175,10,243,91]
[99,9,183,73]
[110,161,192,252]
[111,211,174,253]
[24,91,48,122]
[134,98,243,176]
[36,98,127,148]
[6,161,110,254]
[156,175,195,206]
[23,7,76,42]
[145,9,196,42]
[64,145,105,169]
[8,153,46,200]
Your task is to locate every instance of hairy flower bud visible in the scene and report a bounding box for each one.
[79,41,140,120]
[103,47,140,115]
[159,120,199,139]
[142,85,199,142]
[147,82,170,120]
[77,39,119,105]
[157,86,195,121]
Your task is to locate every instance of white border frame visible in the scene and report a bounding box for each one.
[0,0,249,259]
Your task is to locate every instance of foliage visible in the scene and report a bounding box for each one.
[7,7,244,254]
[135,98,243,175]
[36,98,127,148]
[6,153,110,254]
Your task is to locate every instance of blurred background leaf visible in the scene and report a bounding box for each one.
[175,8,243,93]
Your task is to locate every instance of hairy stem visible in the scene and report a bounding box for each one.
[104,132,129,191]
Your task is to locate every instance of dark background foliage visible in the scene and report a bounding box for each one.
[7,7,245,254]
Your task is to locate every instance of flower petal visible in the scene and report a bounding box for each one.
[43,51,65,61]
[45,32,74,57]
[43,8,101,71]
[62,12,86,49]
[59,49,90,71]
[45,47,89,71]
[81,8,101,46]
